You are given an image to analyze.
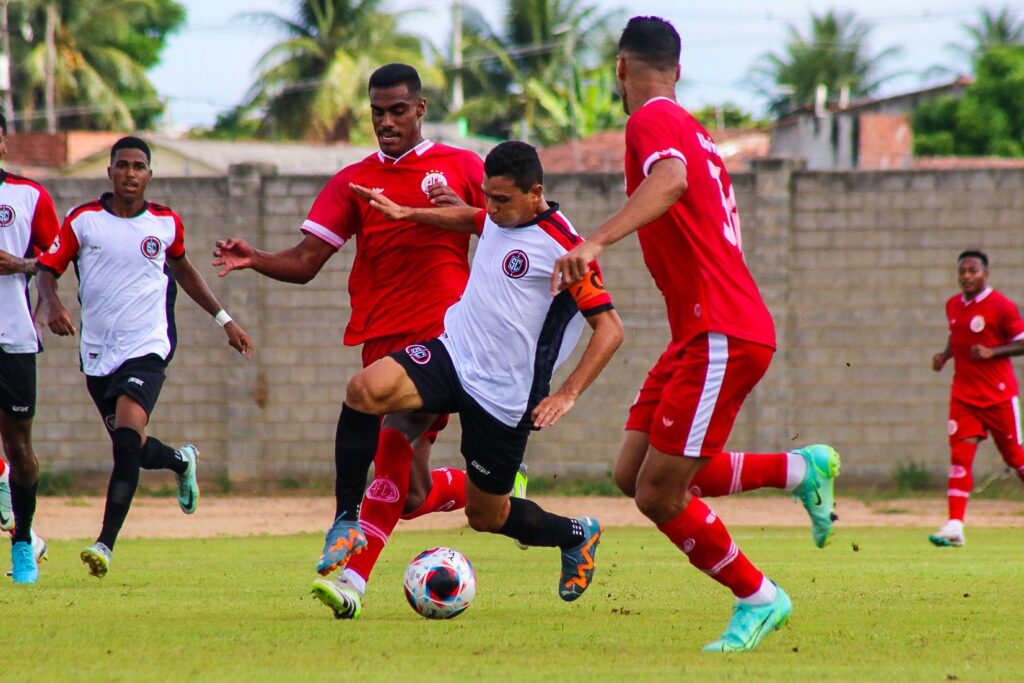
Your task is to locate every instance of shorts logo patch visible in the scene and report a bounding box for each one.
[0,204,15,227]
[104,415,117,432]
[420,170,448,195]
[128,377,144,386]
[140,236,162,259]
[11,405,29,413]
[970,315,985,333]
[502,250,529,279]
[947,419,958,436]
[405,344,431,365]
[661,416,675,428]
[469,460,491,476]
[949,465,968,479]
[366,477,400,503]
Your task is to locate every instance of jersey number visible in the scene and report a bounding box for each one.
[707,160,742,250]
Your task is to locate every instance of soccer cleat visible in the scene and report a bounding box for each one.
[311,574,363,619]
[792,444,841,548]
[81,542,113,578]
[316,517,367,576]
[0,464,13,531]
[5,529,46,578]
[512,463,529,550]
[703,583,793,653]
[10,540,38,584]
[175,444,200,514]
[929,521,965,547]
[558,516,602,602]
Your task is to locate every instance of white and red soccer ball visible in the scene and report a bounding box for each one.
[403,547,476,619]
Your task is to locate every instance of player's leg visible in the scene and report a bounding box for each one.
[401,415,467,520]
[988,397,1024,484]
[931,401,983,547]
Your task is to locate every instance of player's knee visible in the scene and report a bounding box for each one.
[3,441,37,478]
[613,466,637,498]
[345,374,385,414]
[464,506,502,533]
[633,483,684,525]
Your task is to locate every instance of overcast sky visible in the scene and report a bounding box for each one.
[149,1,1021,129]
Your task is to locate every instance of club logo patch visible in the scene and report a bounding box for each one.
[502,250,529,279]
[970,315,985,333]
[366,477,400,503]
[104,415,117,432]
[405,344,431,365]
[420,170,448,195]
[947,419,958,436]
[680,538,695,554]
[949,465,968,479]
[140,236,161,259]
[0,205,14,227]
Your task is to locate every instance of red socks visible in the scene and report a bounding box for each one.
[947,439,977,521]
[657,496,764,598]
[688,452,789,497]
[401,467,467,521]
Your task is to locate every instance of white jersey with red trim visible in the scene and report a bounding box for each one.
[37,195,185,376]
[439,204,614,427]
[0,171,60,353]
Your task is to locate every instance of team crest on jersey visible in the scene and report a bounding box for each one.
[405,344,431,365]
[0,204,14,227]
[420,170,448,195]
[502,250,529,279]
[970,315,985,333]
[140,236,161,259]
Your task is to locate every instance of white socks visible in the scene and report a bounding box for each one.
[784,452,807,491]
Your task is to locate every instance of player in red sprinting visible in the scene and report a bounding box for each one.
[552,16,840,653]
[213,64,486,613]
[930,250,1024,548]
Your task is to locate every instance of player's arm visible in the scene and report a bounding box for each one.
[166,254,254,358]
[213,233,334,284]
[932,340,952,371]
[971,339,1024,360]
[0,249,38,275]
[350,183,478,233]
[551,158,686,291]
[0,189,59,275]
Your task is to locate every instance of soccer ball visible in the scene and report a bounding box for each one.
[403,546,476,619]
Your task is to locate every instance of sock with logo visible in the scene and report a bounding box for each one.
[401,467,467,521]
[334,403,380,521]
[656,496,764,598]
[10,478,38,544]
[497,497,583,549]
[687,452,791,497]
[97,427,143,550]
[345,429,414,584]
[138,436,187,474]
[947,439,977,521]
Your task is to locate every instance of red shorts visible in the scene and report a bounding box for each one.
[948,396,1022,448]
[626,333,773,457]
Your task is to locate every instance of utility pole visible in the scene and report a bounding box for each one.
[451,0,464,112]
[45,1,56,133]
[0,0,14,132]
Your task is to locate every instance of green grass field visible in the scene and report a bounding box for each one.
[3,525,1022,682]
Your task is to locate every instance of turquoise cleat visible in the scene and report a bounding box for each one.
[311,575,362,619]
[175,444,200,514]
[316,517,367,576]
[11,541,38,584]
[81,542,112,579]
[558,516,602,602]
[792,444,841,548]
[703,583,793,652]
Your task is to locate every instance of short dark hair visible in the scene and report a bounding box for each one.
[110,136,151,164]
[619,16,681,70]
[0,113,6,136]
[958,250,988,267]
[368,63,422,97]
[484,141,543,193]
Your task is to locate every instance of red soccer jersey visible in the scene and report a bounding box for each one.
[624,98,775,349]
[301,140,485,346]
[946,287,1024,407]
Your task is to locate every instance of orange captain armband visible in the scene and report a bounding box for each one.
[568,261,613,315]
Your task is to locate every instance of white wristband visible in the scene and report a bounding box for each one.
[214,309,232,327]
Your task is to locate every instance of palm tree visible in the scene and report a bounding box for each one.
[240,0,436,142]
[747,10,903,117]
[14,0,183,130]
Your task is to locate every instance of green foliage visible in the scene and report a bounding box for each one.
[526,473,623,497]
[892,461,933,493]
[912,46,1024,157]
[35,468,74,496]
[692,102,767,130]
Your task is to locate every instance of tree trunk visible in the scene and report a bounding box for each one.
[0,0,14,133]
[45,1,57,133]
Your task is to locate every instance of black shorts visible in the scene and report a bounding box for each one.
[0,348,36,420]
[86,354,167,432]
[391,338,531,495]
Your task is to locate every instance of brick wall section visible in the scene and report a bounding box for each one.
[6,132,67,168]
[28,165,1024,487]
[858,114,912,170]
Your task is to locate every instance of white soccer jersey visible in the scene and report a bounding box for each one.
[439,204,613,427]
[0,172,60,353]
[37,195,185,376]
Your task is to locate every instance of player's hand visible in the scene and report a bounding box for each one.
[427,184,467,207]
[43,300,76,337]
[551,241,603,293]
[931,352,949,371]
[213,238,255,277]
[970,344,994,360]
[225,321,254,359]
[0,249,26,275]
[531,391,576,429]
[350,183,409,220]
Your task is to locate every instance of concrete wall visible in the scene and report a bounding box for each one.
[30,163,1024,488]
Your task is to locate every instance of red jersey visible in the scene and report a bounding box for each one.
[946,287,1024,407]
[624,98,775,348]
[301,140,485,346]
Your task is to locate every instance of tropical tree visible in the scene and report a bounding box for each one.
[12,0,184,131]
[237,0,436,142]
[949,6,1024,60]
[747,10,903,117]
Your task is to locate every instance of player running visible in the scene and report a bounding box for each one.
[552,17,839,653]
[0,112,57,582]
[213,64,504,609]
[930,250,1024,547]
[34,136,254,578]
[309,140,623,618]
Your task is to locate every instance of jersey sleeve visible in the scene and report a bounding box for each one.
[568,260,613,317]
[167,212,186,258]
[36,214,81,277]
[461,155,486,208]
[1001,297,1024,341]
[301,171,358,249]
[471,210,487,236]
[626,105,688,177]
[29,187,60,256]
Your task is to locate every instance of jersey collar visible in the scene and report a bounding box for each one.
[377,139,434,164]
[961,286,993,305]
[641,96,679,110]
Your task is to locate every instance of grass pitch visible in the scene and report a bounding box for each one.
[3,525,1022,682]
